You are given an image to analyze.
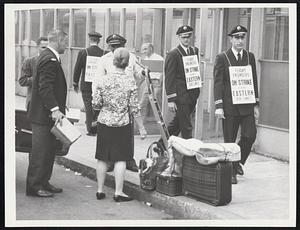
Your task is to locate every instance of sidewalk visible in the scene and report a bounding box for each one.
[15,95,290,220]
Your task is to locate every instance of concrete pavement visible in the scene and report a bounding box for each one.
[15,95,290,221]
[16,153,174,220]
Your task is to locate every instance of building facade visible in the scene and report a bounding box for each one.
[14,6,290,160]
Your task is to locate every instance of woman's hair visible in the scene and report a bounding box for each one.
[113,47,129,69]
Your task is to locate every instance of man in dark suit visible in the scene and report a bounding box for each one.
[73,31,105,136]
[157,25,200,150]
[213,25,260,184]
[18,36,48,111]
[26,29,69,197]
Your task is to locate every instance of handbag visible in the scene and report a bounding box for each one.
[139,141,169,191]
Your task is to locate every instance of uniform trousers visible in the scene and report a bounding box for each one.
[26,123,56,193]
[158,101,197,149]
[81,90,99,133]
[222,113,257,169]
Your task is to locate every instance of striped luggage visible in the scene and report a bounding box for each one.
[182,156,232,206]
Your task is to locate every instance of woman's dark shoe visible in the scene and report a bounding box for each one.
[113,194,133,202]
[96,192,106,200]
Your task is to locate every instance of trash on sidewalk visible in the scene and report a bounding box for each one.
[74,172,82,176]
[144,202,152,207]
[65,168,71,171]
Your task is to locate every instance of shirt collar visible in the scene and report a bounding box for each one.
[47,46,60,61]
[180,43,189,55]
[231,48,243,60]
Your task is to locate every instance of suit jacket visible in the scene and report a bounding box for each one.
[73,45,105,92]
[28,48,67,125]
[19,55,39,108]
[213,48,259,116]
[165,45,200,104]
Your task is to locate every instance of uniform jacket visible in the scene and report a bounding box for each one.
[213,48,259,116]
[19,55,39,108]
[73,45,105,92]
[165,45,200,104]
[28,48,67,125]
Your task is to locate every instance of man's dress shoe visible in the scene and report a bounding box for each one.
[236,163,244,175]
[27,189,54,197]
[44,183,63,193]
[126,160,139,172]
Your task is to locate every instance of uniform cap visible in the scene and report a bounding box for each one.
[88,31,102,38]
[106,34,127,45]
[228,25,247,36]
[176,25,193,37]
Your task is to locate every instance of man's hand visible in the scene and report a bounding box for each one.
[168,102,177,113]
[139,127,147,140]
[51,110,64,126]
[73,83,79,93]
[254,105,259,120]
[215,108,225,119]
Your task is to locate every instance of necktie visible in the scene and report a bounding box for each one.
[237,52,242,63]
[187,48,190,55]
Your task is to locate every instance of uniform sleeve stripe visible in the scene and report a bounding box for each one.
[167,93,177,99]
[215,99,223,105]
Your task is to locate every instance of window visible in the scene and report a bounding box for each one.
[73,9,87,47]
[21,11,26,43]
[171,8,185,48]
[263,8,289,61]
[110,9,120,34]
[141,9,154,44]
[91,9,106,49]
[30,10,40,42]
[15,11,19,43]
[57,9,70,34]
[125,8,136,49]
[43,9,54,36]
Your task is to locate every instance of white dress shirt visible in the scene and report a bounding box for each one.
[231,48,244,61]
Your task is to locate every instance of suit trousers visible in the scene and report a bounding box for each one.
[81,90,98,133]
[222,113,257,168]
[26,123,56,193]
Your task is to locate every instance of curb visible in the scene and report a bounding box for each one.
[55,156,242,220]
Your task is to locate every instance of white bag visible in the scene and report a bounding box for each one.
[168,136,240,165]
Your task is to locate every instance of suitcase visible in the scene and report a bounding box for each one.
[182,156,232,206]
[156,174,183,196]
[15,109,63,154]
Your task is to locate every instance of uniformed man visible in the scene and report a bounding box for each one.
[213,25,259,184]
[156,25,200,152]
[92,34,144,172]
[73,31,105,136]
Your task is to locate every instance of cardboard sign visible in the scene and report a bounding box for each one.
[182,55,201,89]
[141,59,164,80]
[85,56,102,82]
[229,65,256,104]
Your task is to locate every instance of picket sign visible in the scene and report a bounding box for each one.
[85,49,102,83]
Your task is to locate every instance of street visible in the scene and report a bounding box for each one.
[15,152,174,220]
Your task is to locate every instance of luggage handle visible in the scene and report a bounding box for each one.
[146,141,167,159]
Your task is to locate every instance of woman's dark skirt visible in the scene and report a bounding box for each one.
[95,122,131,162]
